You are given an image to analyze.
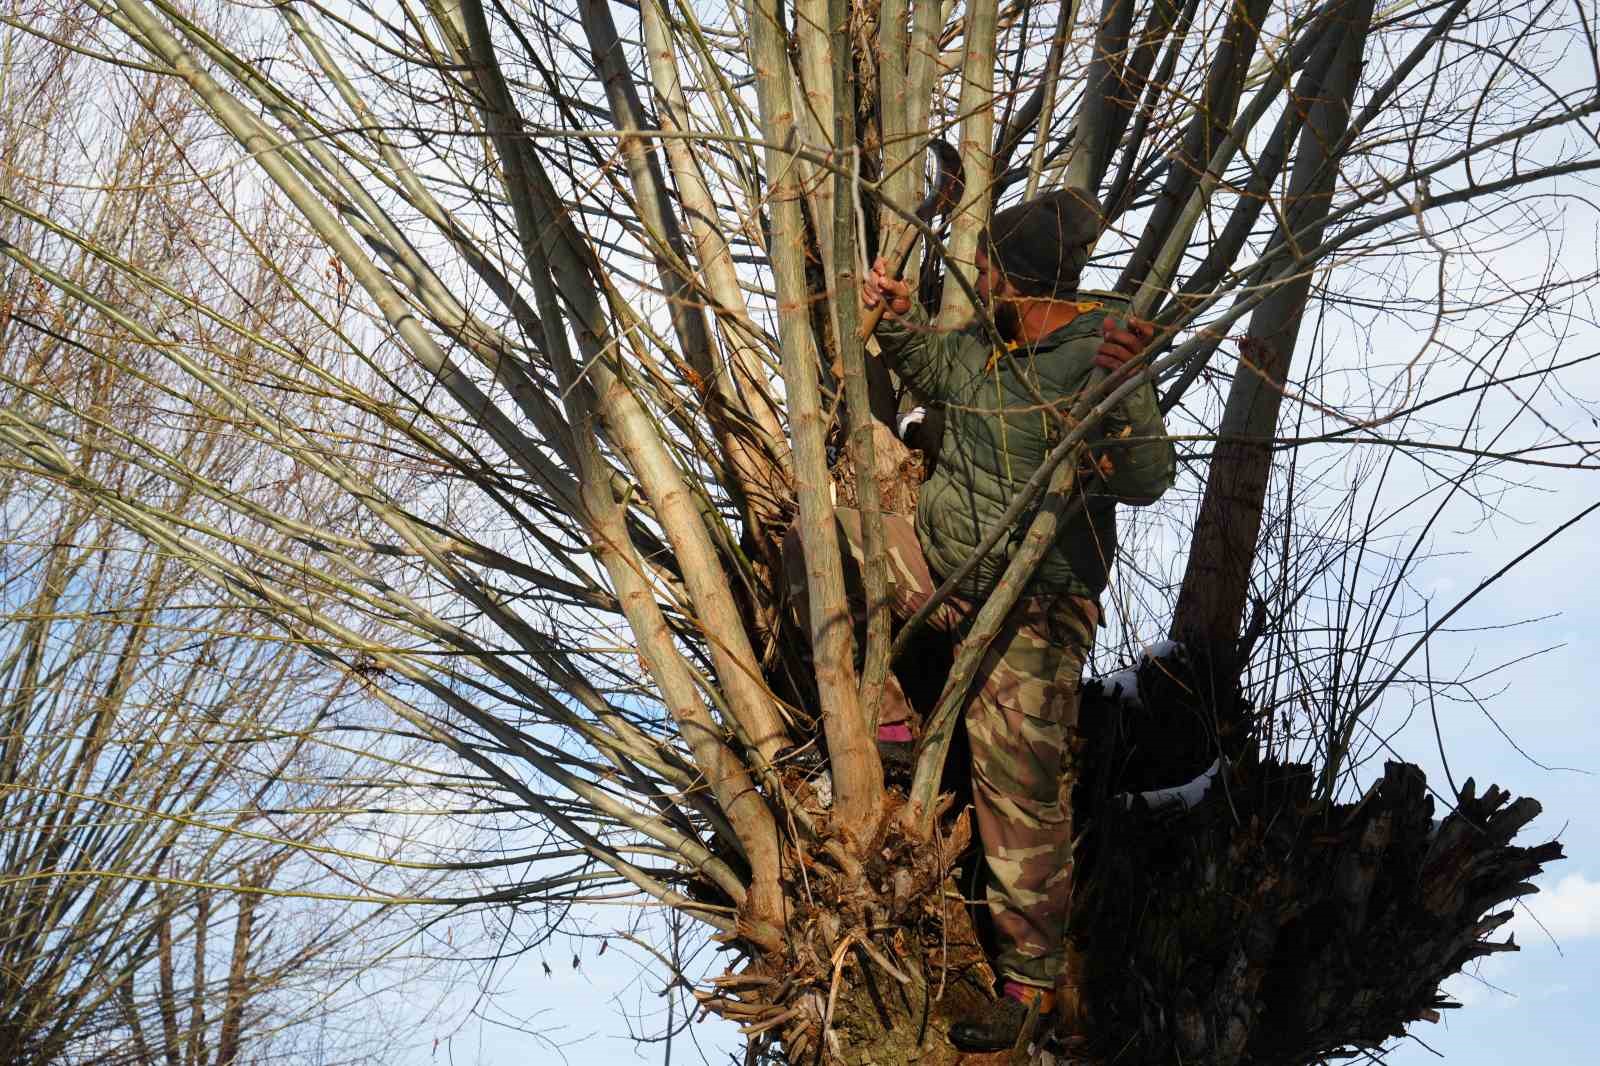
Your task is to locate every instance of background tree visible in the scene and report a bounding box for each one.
[1,10,464,1063]
[2,0,1595,1063]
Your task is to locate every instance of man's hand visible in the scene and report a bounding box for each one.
[1095,315,1156,372]
[862,256,913,319]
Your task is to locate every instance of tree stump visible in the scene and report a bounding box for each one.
[1067,758,1561,1065]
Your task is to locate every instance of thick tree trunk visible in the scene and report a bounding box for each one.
[784,922,995,1066]
[698,796,997,1064]
[1169,0,1376,686]
[1066,753,1558,1066]
[710,664,1559,1066]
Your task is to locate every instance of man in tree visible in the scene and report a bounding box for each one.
[855,187,1177,1050]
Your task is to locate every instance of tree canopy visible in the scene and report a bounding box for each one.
[2,0,1596,1061]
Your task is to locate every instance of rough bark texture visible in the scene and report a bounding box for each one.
[1065,756,1558,1065]
[697,789,996,1065]
[1055,663,1563,1066]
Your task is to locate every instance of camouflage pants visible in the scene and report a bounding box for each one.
[784,509,1096,988]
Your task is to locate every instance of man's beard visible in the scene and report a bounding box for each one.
[992,298,1022,342]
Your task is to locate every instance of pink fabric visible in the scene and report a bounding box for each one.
[876,722,914,743]
[1003,980,1048,1004]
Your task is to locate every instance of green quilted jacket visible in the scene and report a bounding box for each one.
[875,293,1176,601]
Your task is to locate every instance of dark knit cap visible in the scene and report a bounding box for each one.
[981,187,1104,298]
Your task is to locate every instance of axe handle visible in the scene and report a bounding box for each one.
[856,222,923,341]
[856,138,964,342]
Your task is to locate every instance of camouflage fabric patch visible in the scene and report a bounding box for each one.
[966,594,1094,986]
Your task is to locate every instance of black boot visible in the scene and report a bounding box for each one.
[947,992,1048,1053]
[876,738,915,783]
[875,716,918,785]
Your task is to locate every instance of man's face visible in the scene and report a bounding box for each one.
[975,250,1022,341]
[974,250,1004,304]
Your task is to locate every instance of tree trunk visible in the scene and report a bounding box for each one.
[702,650,1562,1065]
[698,799,1000,1064]
[1065,752,1558,1066]
[780,916,995,1066]
[1169,0,1376,686]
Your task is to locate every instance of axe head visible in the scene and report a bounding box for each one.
[921,138,966,222]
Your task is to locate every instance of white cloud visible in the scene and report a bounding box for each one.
[1507,873,1600,945]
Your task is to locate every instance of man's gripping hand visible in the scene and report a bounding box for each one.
[1095,315,1156,372]
[862,256,913,319]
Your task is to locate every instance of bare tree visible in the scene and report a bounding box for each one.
[0,11,459,1063]
[2,0,1595,1062]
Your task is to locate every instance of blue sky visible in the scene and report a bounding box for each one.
[1384,559,1600,1066]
